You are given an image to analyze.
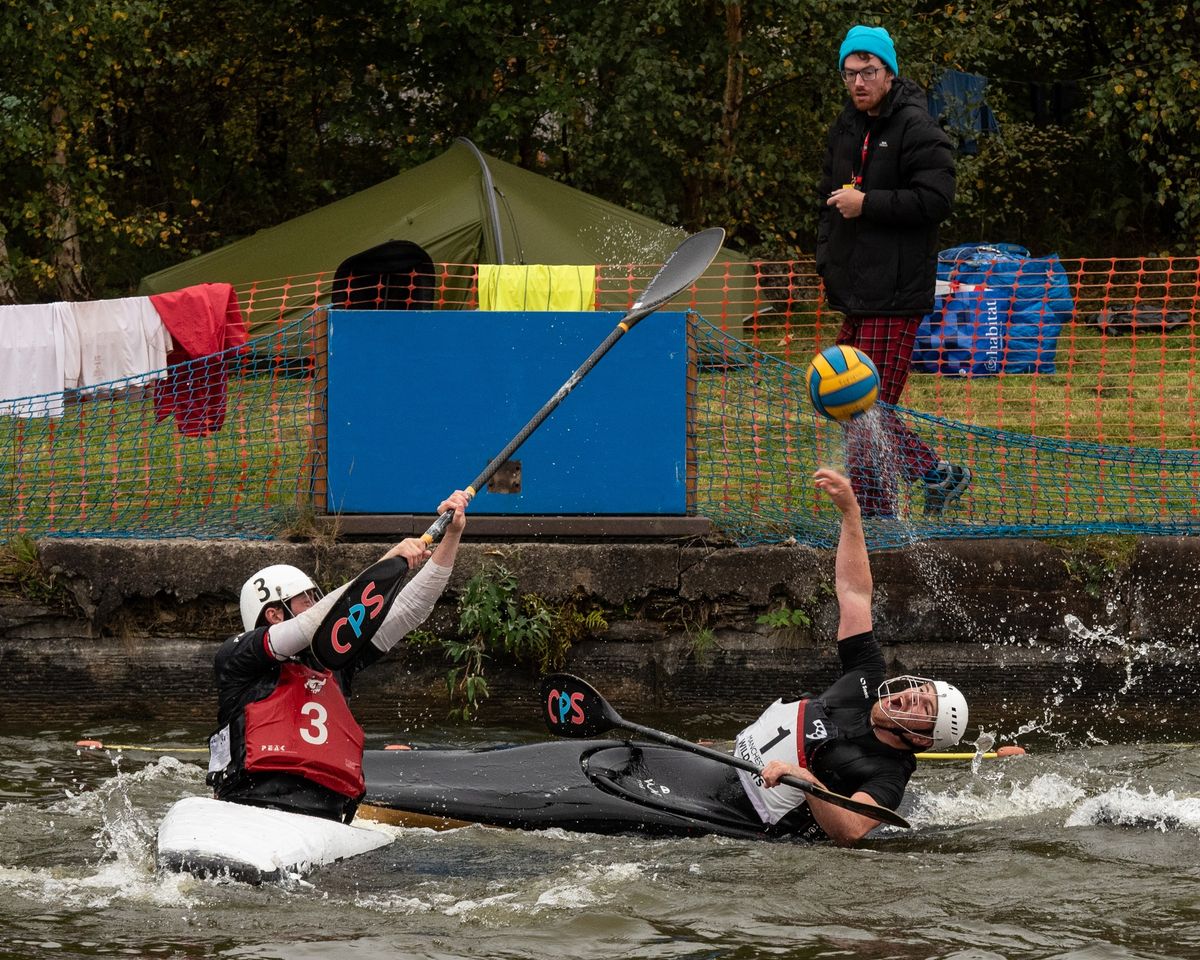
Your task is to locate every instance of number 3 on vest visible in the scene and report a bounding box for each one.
[300,701,330,745]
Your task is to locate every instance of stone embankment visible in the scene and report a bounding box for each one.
[6,537,1200,736]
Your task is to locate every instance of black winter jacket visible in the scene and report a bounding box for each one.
[816,77,955,318]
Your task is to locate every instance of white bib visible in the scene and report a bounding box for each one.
[734,699,808,824]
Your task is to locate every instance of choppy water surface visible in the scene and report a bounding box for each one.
[3,715,1200,960]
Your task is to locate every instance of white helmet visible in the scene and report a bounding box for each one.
[239,564,320,631]
[877,675,969,751]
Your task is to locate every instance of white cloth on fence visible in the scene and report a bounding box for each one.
[0,295,174,416]
[67,296,170,395]
[0,302,79,418]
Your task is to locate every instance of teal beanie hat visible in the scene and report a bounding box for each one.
[839,25,898,76]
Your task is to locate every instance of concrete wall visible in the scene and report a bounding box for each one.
[7,537,1200,738]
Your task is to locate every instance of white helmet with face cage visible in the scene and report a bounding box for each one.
[239,564,320,631]
[877,675,969,751]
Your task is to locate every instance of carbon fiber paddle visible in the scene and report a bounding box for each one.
[540,673,912,830]
[312,229,725,670]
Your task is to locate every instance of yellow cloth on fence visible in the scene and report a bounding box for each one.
[477,264,597,311]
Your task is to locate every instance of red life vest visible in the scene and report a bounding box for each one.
[243,661,365,799]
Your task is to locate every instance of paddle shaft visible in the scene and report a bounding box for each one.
[614,717,911,830]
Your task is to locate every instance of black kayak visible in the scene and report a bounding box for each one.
[361,739,815,841]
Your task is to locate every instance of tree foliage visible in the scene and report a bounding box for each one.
[0,0,1195,302]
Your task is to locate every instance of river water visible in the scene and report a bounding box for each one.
[3,711,1199,960]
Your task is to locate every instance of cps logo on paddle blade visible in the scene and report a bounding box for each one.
[330,581,386,655]
[546,689,585,726]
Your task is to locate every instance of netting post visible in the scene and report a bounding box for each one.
[302,306,329,518]
[685,310,699,515]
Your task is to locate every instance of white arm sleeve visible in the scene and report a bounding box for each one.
[263,582,351,660]
[370,560,452,653]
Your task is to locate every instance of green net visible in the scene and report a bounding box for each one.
[0,313,320,541]
[689,313,1200,548]
[4,305,1198,547]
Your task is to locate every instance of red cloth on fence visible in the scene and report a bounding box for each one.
[150,284,248,437]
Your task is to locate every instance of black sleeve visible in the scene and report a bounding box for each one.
[837,630,886,686]
[856,762,912,811]
[213,627,277,728]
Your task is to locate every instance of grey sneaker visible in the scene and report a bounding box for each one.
[924,461,971,516]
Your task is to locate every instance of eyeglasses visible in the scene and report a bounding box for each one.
[840,66,881,83]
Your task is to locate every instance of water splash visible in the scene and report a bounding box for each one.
[0,754,210,910]
[581,224,678,271]
[1066,785,1200,833]
[969,731,996,776]
[1042,612,1180,741]
[911,772,1087,828]
[0,790,198,912]
[845,409,916,532]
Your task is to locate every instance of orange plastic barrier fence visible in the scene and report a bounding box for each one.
[238,256,1199,449]
[0,256,1193,542]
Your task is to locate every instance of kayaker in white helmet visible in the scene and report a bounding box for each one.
[736,468,970,845]
[207,489,469,823]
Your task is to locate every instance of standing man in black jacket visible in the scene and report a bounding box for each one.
[817,24,969,519]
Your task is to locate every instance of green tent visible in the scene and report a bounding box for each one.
[139,139,745,298]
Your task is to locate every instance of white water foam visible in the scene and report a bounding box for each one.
[353,861,646,920]
[531,861,643,910]
[911,772,1087,828]
[1065,785,1200,833]
[0,859,201,910]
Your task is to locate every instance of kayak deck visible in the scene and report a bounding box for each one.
[157,795,392,884]
[361,739,777,840]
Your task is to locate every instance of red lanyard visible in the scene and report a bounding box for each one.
[853,131,871,188]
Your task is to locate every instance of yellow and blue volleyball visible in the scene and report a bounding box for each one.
[806,345,880,421]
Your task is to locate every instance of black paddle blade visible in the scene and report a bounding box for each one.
[540,673,622,738]
[623,227,725,328]
[311,556,411,670]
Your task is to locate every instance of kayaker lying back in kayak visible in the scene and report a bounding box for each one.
[207,489,470,824]
[361,469,970,846]
[738,467,969,845]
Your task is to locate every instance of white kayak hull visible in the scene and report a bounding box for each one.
[156,796,392,884]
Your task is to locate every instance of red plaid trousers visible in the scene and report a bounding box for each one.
[835,316,938,514]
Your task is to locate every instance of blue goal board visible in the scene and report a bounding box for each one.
[325,310,688,514]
